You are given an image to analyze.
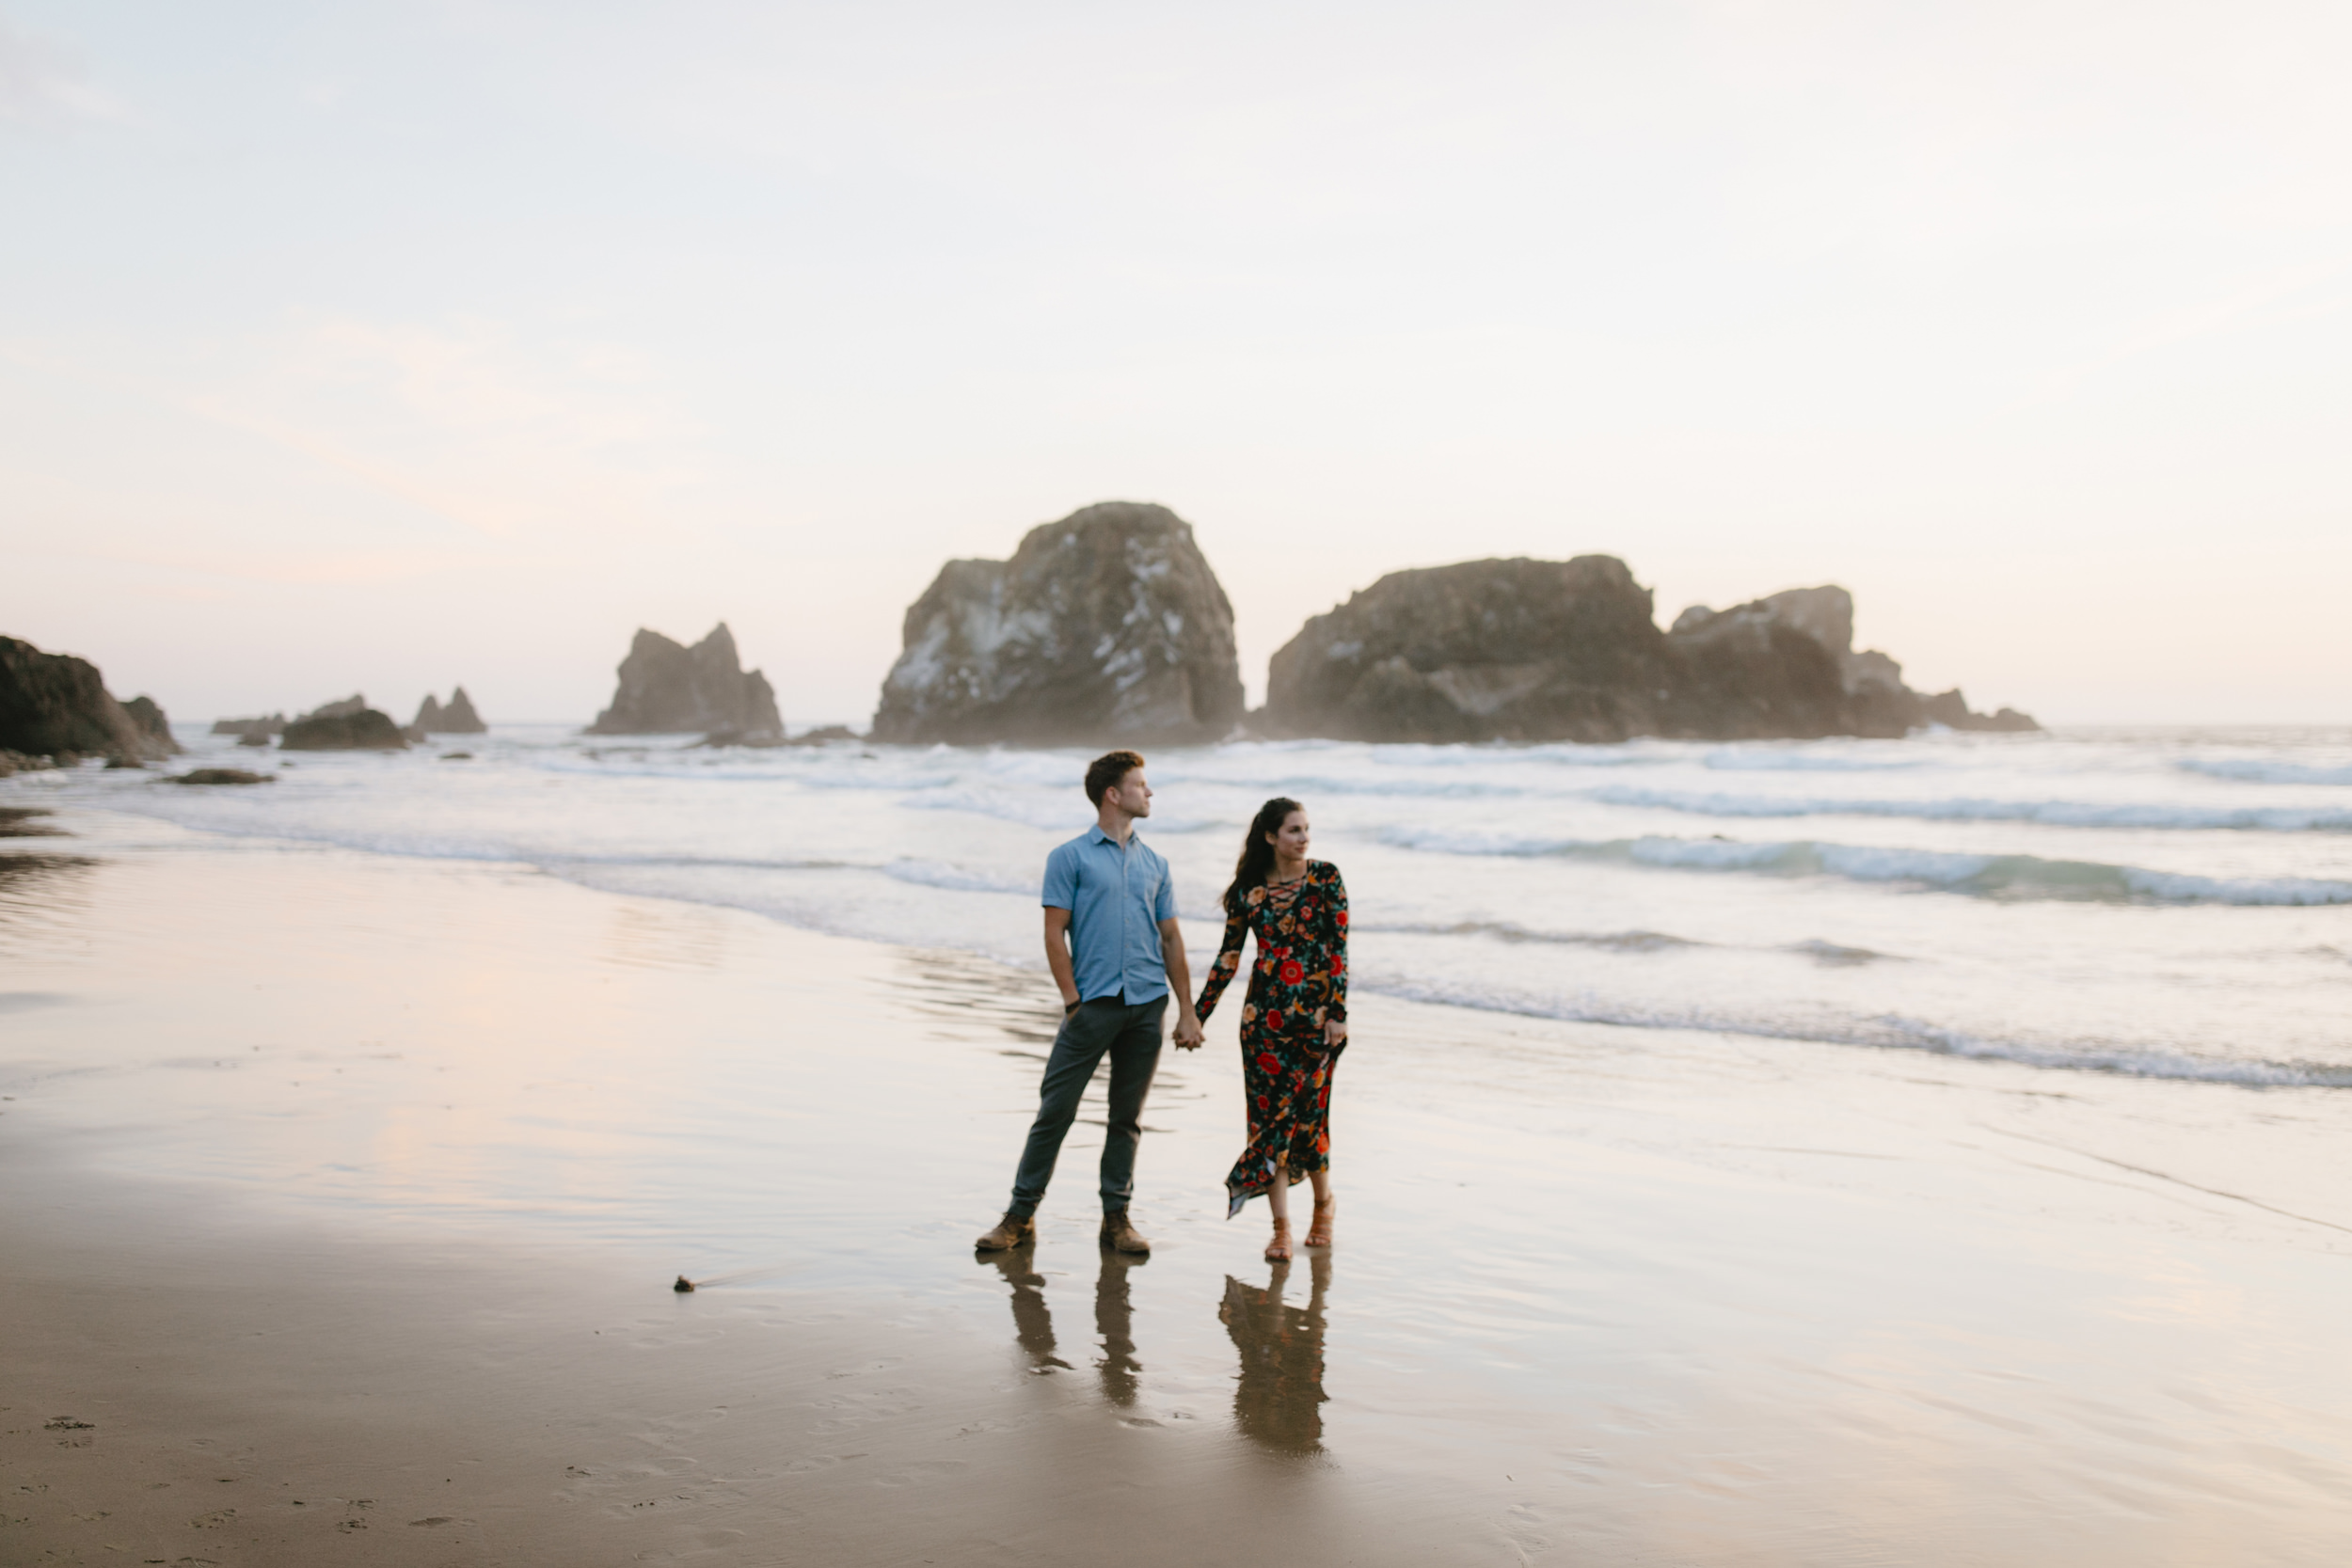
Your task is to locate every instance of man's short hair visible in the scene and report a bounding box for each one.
[1084,750,1147,806]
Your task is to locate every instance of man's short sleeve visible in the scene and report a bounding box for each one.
[1153,855,1177,923]
[1041,843,1076,910]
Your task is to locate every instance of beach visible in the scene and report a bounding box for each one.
[7,795,2352,1565]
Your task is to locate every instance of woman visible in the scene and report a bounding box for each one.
[1194,797,1348,1261]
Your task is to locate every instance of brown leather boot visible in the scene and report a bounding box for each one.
[1099,1209,1151,1255]
[974,1212,1035,1251]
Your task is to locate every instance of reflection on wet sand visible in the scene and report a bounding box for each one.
[978,1245,1151,1402]
[1094,1250,1143,1407]
[977,1244,1332,1449]
[978,1246,1071,1372]
[1221,1251,1330,1453]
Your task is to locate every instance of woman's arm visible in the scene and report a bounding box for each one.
[1193,901,1249,1022]
[1323,867,1348,1045]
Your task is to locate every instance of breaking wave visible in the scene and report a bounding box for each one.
[1358,974,2352,1087]
[2176,758,2352,787]
[1589,785,2352,832]
[1376,825,2352,906]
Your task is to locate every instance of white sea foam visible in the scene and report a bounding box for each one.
[1590,785,2352,832]
[1701,748,1923,772]
[1375,824,2352,906]
[2176,758,2352,787]
[881,858,1037,895]
[1624,836,1792,870]
[1356,974,2352,1087]
[2119,868,2352,907]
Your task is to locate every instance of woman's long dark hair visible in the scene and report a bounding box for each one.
[1223,797,1303,915]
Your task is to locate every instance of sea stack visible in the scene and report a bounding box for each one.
[1261,560,2034,743]
[0,635,181,765]
[588,625,783,742]
[871,501,1245,746]
[281,695,409,751]
[410,688,488,735]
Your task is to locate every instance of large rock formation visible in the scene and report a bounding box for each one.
[0,636,180,764]
[411,688,487,735]
[281,695,409,751]
[588,625,782,740]
[872,501,1245,746]
[1262,561,2035,743]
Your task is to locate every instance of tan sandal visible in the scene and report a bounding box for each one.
[1264,1217,1294,1262]
[1305,1195,1336,1248]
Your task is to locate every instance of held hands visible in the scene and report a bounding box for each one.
[1172,1009,1205,1051]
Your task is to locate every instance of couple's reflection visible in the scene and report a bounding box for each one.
[977,1243,1331,1451]
[977,1244,1142,1402]
[1221,1251,1330,1453]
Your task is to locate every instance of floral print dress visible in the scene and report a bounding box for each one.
[1194,862,1349,1217]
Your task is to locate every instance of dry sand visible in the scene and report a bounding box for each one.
[6,806,2352,1565]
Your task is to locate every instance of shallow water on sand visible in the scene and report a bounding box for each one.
[6,811,2352,1562]
[30,722,2352,1090]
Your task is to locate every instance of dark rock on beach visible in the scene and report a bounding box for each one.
[872,501,1245,746]
[0,635,179,765]
[281,696,409,752]
[172,768,277,785]
[1261,562,2035,743]
[589,625,783,742]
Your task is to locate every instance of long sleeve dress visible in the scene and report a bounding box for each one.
[1193,861,1349,1217]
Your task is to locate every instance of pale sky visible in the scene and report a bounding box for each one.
[5,0,2347,727]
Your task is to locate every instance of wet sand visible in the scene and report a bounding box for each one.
[7,806,2352,1564]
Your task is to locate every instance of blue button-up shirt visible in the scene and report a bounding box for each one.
[1041,825,1177,1004]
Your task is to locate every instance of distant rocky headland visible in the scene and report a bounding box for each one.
[872,501,1245,746]
[0,635,182,773]
[589,624,783,744]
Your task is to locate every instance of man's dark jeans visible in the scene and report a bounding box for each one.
[1007,995,1167,1220]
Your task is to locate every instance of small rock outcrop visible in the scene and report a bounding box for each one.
[281,695,409,751]
[0,636,179,764]
[411,688,487,735]
[120,696,183,755]
[1672,589,2036,736]
[212,714,286,739]
[588,625,783,741]
[871,501,1245,746]
[1262,562,2035,743]
[1918,689,2039,733]
[172,768,276,785]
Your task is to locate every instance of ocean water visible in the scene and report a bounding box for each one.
[29,721,2352,1088]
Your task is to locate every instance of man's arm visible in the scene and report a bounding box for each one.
[1043,907,1080,1012]
[1160,917,1203,1050]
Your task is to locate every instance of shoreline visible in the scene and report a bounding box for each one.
[6,808,2352,1562]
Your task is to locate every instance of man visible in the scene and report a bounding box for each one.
[975,750,1204,1256]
